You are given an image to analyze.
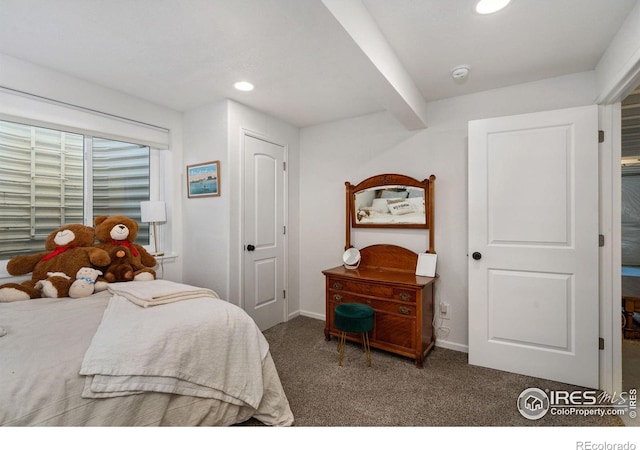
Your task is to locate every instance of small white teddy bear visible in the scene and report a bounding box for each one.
[69,267,103,298]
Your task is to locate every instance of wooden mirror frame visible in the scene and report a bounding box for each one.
[345,173,435,252]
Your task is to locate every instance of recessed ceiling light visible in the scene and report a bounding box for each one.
[233,81,254,92]
[475,0,511,14]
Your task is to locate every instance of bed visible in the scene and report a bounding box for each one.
[0,280,294,426]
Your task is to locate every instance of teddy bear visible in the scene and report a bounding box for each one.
[93,215,157,285]
[0,224,111,302]
[68,267,103,298]
[103,245,136,282]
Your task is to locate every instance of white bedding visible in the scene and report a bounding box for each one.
[106,279,219,307]
[356,211,426,224]
[81,292,267,408]
[0,285,294,426]
[356,196,425,225]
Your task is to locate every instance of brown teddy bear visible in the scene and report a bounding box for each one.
[103,245,136,282]
[0,224,111,302]
[93,215,157,284]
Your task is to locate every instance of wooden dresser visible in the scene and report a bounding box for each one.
[323,244,436,367]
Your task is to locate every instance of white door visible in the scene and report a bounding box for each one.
[468,105,599,388]
[243,134,287,331]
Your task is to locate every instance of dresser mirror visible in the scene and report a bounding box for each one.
[345,173,435,252]
[353,185,426,226]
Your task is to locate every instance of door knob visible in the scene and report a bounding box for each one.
[472,252,482,260]
[247,244,256,251]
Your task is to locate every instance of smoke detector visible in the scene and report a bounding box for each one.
[451,65,471,80]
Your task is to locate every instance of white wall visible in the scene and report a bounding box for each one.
[182,100,301,314]
[182,101,230,295]
[298,71,598,351]
[595,0,640,103]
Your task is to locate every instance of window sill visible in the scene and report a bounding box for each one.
[152,253,178,262]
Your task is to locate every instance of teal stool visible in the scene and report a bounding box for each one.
[334,303,374,367]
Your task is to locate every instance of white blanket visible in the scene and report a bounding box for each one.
[107,279,219,307]
[80,289,269,409]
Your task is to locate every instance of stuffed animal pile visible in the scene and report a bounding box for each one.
[0,224,110,302]
[0,216,158,303]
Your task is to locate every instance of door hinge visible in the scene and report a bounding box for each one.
[599,337,605,350]
[283,161,286,171]
[283,226,286,235]
[599,234,605,247]
[598,130,605,143]
[283,290,286,299]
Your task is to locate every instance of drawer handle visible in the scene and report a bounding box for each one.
[398,306,411,315]
[333,294,343,302]
[332,282,343,290]
[399,293,412,301]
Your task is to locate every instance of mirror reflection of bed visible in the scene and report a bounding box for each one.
[354,186,425,225]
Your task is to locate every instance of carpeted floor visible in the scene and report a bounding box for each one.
[255,315,625,427]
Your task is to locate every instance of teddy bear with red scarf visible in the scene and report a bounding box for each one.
[0,224,111,302]
[93,215,157,288]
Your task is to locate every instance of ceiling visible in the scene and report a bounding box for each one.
[0,0,637,128]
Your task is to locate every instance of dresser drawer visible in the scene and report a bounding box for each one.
[328,278,393,298]
[375,313,415,349]
[393,288,417,303]
[329,291,416,317]
[364,297,416,317]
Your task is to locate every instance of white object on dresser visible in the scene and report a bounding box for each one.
[416,253,437,277]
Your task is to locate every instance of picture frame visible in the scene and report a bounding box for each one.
[186,160,220,198]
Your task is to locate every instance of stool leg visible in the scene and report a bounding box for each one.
[362,332,372,367]
[338,332,346,366]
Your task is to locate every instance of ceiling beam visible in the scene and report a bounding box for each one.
[322,0,428,130]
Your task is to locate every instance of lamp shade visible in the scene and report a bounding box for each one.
[140,201,166,223]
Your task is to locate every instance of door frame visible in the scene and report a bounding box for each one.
[239,128,289,325]
[599,60,640,392]
[599,103,622,394]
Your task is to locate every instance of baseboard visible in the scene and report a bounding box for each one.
[435,339,468,353]
[298,310,325,321]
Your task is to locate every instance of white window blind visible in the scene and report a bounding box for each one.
[93,137,150,243]
[0,119,150,260]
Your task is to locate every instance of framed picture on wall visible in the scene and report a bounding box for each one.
[186,160,220,198]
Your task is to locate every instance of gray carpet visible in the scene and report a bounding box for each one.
[256,315,624,427]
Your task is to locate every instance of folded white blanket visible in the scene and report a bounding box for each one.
[107,279,219,307]
[80,292,269,409]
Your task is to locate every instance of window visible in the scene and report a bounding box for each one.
[0,119,150,260]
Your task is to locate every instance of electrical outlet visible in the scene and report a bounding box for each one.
[440,302,450,319]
